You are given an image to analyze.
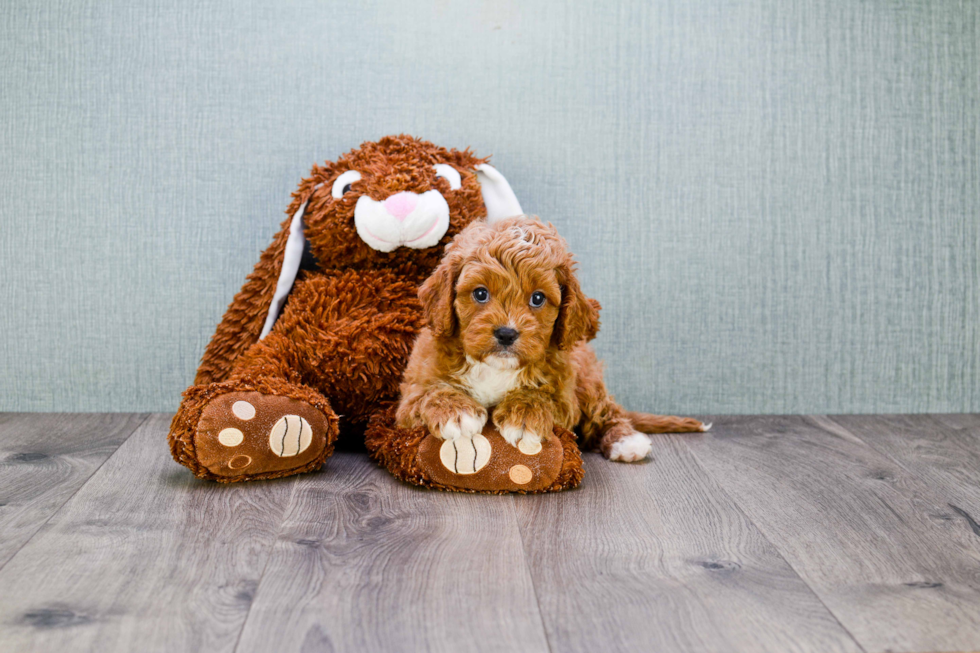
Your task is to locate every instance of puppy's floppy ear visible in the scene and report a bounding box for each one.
[194,196,311,386]
[551,260,600,350]
[418,248,462,338]
[475,164,523,223]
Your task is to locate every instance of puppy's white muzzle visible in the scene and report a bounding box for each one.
[354,190,450,252]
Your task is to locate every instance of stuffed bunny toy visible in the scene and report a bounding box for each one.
[168,135,523,482]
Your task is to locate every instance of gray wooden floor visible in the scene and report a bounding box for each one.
[1,414,979,653]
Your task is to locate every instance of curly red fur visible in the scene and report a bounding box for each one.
[397,217,705,459]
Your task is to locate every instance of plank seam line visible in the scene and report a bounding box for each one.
[510,494,555,653]
[231,477,302,653]
[676,429,869,653]
[0,412,153,575]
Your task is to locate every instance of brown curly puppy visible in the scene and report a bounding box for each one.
[169,135,524,481]
[396,216,707,462]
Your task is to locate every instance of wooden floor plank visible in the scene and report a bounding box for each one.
[4,412,979,653]
[235,453,551,653]
[0,412,148,569]
[825,414,980,539]
[0,414,296,653]
[929,413,980,431]
[686,415,980,653]
[514,437,862,653]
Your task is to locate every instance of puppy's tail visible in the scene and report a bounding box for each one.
[625,411,710,434]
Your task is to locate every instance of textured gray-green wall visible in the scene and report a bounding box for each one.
[1,0,978,413]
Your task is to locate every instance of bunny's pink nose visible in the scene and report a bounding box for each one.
[383,192,418,221]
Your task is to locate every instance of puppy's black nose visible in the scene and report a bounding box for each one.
[494,326,520,346]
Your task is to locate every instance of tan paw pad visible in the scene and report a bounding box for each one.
[439,434,492,474]
[228,454,252,470]
[217,428,244,447]
[508,464,533,485]
[517,437,542,455]
[232,401,256,420]
[269,415,313,457]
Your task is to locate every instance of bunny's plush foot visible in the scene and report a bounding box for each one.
[169,381,339,482]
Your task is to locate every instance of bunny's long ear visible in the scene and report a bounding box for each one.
[193,200,309,386]
[259,199,308,338]
[475,163,523,223]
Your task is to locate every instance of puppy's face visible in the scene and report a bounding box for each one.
[419,218,600,367]
[453,259,562,367]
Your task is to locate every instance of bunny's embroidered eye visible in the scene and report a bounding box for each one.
[433,164,462,190]
[332,170,362,199]
[530,291,547,308]
[472,287,490,304]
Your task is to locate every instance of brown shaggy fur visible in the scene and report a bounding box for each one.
[396,217,705,459]
[169,136,492,481]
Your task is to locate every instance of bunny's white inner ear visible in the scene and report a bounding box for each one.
[259,199,308,339]
[475,163,523,223]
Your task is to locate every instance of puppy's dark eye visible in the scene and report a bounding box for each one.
[530,291,547,308]
[472,287,490,304]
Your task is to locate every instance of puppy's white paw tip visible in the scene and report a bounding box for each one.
[499,425,525,447]
[609,432,652,462]
[458,411,487,438]
[701,422,713,432]
[439,420,462,440]
[439,411,486,441]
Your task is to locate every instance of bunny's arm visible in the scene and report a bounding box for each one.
[194,214,293,385]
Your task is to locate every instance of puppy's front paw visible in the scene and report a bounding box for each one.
[499,424,524,447]
[436,410,487,441]
[497,425,548,456]
[608,432,652,462]
[493,397,554,453]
